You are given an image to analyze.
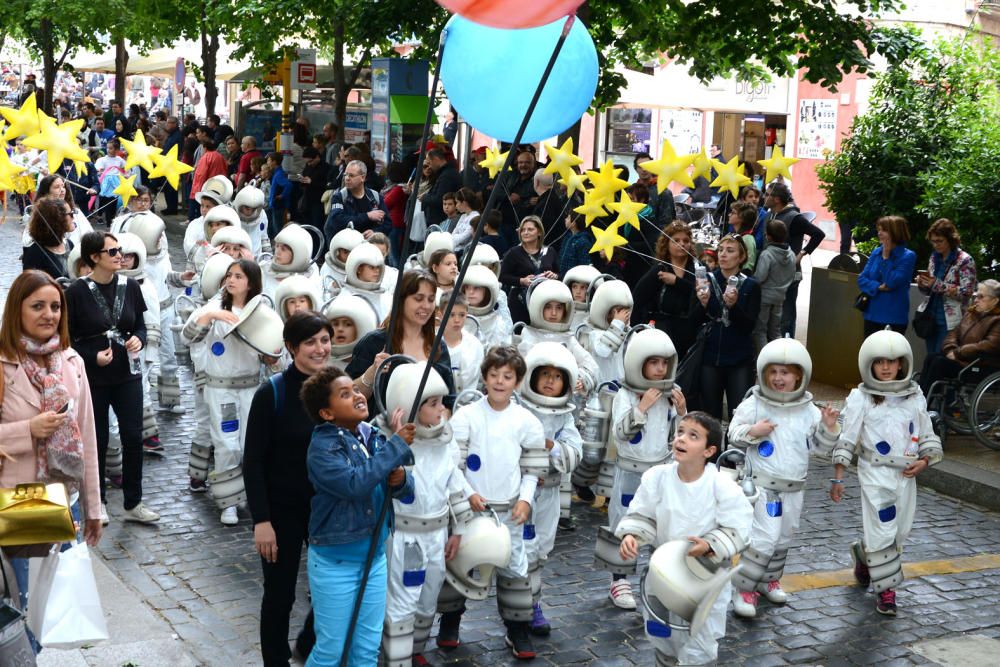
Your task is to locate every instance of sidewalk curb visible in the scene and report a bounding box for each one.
[920,458,1000,511]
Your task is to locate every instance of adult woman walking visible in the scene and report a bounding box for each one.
[35,173,94,246]
[857,216,917,337]
[22,196,74,280]
[347,270,456,413]
[631,221,701,361]
[695,234,761,420]
[245,311,333,666]
[64,231,159,524]
[500,216,558,324]
[916,218,976,354]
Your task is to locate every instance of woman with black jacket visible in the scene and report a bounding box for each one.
[64,231,159,524]
[500,216,559,324]
[22,196,74,281]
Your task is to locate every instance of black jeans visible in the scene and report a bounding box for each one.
[91,378,144,509]
[260,503,315,666]
[161,179,178,214]
[863,320,907,337]
[699,362,754,421]
[780,279,800,338]
[919,353,964,396]
[98,195,119,227]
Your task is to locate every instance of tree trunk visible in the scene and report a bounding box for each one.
[200,1,220,117]
[39,19,55,115]
[333,24,347,142]
[114,38,129,108]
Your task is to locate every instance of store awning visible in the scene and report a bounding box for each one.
[228,65,372,89]
[71,43,250,81]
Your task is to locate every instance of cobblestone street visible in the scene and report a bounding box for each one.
[4,209,1000,665]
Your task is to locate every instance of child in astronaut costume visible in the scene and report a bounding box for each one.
[616,412,753,666]
[442,346,548,659]
[405,230,453,272]
[189,206,242,273]
[563,264,601,330]
[183,175,233,271]
[460,264,513,351]
[439,291,485,394]
[341,242,393,320]
[322,293,379,371]
[468,243,514,334]
[577,278,633,385]
[516,280,598,396]
[273,275,322,367]
[378,363,476,667]
[183,259,268,526]
[830,330,942,616]
[727,338,841,618]
[517,343,582,637]
[261,223,321,299]
[319,227,364,298]
[232,185,272,257]
[604,327,686,610]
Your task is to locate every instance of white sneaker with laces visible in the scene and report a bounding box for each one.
[760,580,787,604]
[221,506,239,525]
[609,579,637,610]
[100,503,109,526]
[123,503,160,524]
[733,590,759,618]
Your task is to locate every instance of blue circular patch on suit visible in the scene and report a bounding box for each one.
[909,421,915,434]
[878,505,897,523]
[758,441,775,457]
[466,454,481,471]
[646,620,671,638]
[400,493,415,505]
[523,524,536,540]
[876,441,891,456]
[402,570,426,587]
[621,494,635,507]
[766,501,783,517]
[185,286,192,295]
[260,222,266,231]
[629,431,643,444]
[211,342,225,356]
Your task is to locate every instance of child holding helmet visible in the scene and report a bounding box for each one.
[727,338,840,619]
[830,330,942,615]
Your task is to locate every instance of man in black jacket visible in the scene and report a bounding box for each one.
[421,147,462,228]
[324,159,389,252]
[160,116,183,214]
[299,147,333,230]
[764,182,825,337]
[498,150,538,247]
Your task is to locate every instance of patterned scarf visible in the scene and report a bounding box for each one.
[19,336,85,492]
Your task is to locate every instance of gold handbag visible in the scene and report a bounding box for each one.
[0,483,76,547]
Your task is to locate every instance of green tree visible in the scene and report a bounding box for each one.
[817,34,1000,269]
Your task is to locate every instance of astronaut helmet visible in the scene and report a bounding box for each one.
[322,293,380,358]
[445,512,512,600]
[345,242,385,291]
[461,264,500,317]
[520,342,579,413]
[527,279,573,332]
[273,223,314,273]
[622,327,677,392]
[858,329,914,394]
[588,279,634,331]
[202,205,240,243]
[274,274,322,322]
[385,362,450,439]
[469,243,501,277]
[125,211,165,255]
[210,226,253,258]
[116,232,147,279]
[200,253,237,300]
[756,337,812,404]
[233,186,266,223]
[563,264,601,310]
[194,174,234,206]
[327,228,365,271]
[421,231,454,267]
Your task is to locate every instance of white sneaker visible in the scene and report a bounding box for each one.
[733,590,759,618]
[760,580,787,604]
[123,503,160,524]
[100,503,109,526]
[170,404,186,415]
[220,506,239,525]
[609,579,636,610]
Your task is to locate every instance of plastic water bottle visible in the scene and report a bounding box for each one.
[722,275,739,326]
[402,541,426,587]
[695,264,708,297]
[128,347,142,376]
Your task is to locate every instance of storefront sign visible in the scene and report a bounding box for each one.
[796,99,837,159]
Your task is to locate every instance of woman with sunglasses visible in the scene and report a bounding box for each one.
[65,231,160,525]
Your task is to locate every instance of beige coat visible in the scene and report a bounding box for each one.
[0,350,101,521]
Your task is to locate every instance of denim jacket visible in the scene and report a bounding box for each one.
[307,421,415,546]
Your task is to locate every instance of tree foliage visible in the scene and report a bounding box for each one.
[817,34,1000,271]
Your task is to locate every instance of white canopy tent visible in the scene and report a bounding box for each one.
[71,41,250,80]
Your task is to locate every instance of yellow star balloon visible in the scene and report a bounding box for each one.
[0,96,41,141]
[758,146,800,183]
[573,189,609,227]
[606,191,646,231]
[641,140,695,192]
[585,160,629,203]
[148,145,194,189]
[113,173,138,208]
[478,147,510,179]
[22,114,90,174]
[709,156,753,198]
[590,221,628,261]
[0,142,27,191]
[120,130,162,173]
[690,147,714,180]
[559,170,587,198]
[542,137,583,181]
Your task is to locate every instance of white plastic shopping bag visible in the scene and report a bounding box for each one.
[409,200,428,243]
[27,543,108,649]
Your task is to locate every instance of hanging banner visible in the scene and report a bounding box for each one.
[796,99,837,159]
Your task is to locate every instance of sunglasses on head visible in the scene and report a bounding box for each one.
[99,247,122,257]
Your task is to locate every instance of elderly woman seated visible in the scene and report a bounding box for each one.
[920,279,1000,395]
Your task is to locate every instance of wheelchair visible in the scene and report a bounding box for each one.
[925,358,1000,451]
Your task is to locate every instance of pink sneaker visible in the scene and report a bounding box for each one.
[761,580,787,604]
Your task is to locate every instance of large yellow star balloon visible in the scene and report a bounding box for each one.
[641,140,695,192]
[573,189,609,227]
[120,130,162,173]
[148,145,193,189]
[690,147,714,180]
[22,114,90,174]
[606,191,646,232]
[113,173,138,208]
[542,138,583,181]
[478,146,510,179]
[559,170,587,198]
[758,146,800,183]
[590,221,628,261]
[709,156,753,198]
[0,142,27,191]
[0,96,41,141]
[585,160,629,204]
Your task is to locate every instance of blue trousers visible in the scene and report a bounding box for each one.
[307,546,387,667]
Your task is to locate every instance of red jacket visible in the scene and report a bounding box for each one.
[190,151,228,200]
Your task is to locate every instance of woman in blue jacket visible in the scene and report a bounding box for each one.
[857,216,917,337]
[300,366,415,666]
